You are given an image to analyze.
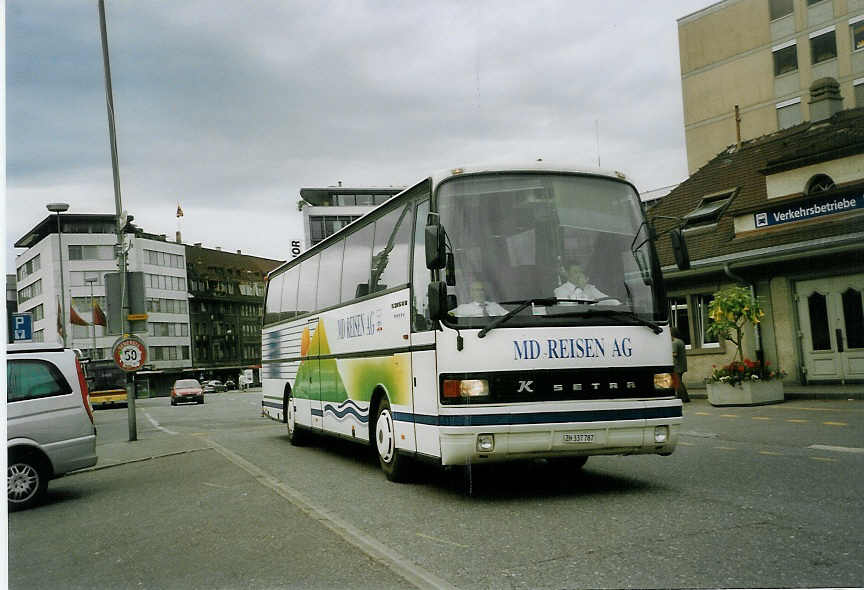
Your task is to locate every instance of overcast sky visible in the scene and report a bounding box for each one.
[4,0,710,272]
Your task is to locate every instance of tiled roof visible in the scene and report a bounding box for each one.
[185,244,283,280]
[650,108,864,267]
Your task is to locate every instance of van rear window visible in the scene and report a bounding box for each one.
[7,360,73,402]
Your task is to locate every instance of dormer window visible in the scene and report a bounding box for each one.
[806,174,835,194]
[683,189,736,230]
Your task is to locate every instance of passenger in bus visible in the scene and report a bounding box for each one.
[554,263,620,304]
[450,280,507,317]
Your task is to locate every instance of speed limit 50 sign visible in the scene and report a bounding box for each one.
[113,335,147,372]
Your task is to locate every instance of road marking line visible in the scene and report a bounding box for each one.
[143,412,178,435]
[678,441,695,446]
[204,438,458,590]
[694,412,711,416]
[808,444,864,454]
[759,451,783,456]
[752,417,772,421]
[720,414,738,418]
[822,421,848,427]
[809,457,838,463]
[713,446,736,451]
[786,419,809,424]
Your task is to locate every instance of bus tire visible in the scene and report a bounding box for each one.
[8,449,50,512]
[374,398,410,482]
[285,392,306,446]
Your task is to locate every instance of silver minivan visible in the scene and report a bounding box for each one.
[7,343,98,511]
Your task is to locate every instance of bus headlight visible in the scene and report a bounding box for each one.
[443,379,489,399]
[477,434,495,452]
[654,373,674,391]
[654,426,669,443]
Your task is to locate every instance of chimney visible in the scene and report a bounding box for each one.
[236,249,242,254]
[194,242,202,247]
[159,234,167,241]
[808,77,843,122]
[176,231,182,243]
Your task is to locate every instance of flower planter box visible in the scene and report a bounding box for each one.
[706,380,784,406]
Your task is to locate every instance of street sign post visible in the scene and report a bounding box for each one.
[12,313,34,342]
[112,335,147,372]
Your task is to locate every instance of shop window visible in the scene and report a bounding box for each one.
[806,174,835,194]
[770,0,793,20]
[773,43,798,76]
[668,294,719,350]
[683,190,735,230]
[668,297,691,346]
[810,28,837,64]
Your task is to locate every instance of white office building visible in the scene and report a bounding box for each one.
[14,214,191,371]
[299,186,404,249]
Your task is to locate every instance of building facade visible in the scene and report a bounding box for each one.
[185,243,282,385]
[650,94,864,386]
[679,0,864,173]
[14,214,280,394]
[299,186,404,249]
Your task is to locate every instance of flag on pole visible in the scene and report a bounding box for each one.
[57,299,65,340]
[176,203,184,218]
[70,305,89,326]
[93,302,107,326]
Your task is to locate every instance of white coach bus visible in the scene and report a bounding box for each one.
[262,163,691,481]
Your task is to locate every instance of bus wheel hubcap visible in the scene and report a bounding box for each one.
[376,410,395,463]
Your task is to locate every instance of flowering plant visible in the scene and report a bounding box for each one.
[706,358,786,385]
[706,285,765,363]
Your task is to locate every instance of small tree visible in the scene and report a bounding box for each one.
[706,285,764,363]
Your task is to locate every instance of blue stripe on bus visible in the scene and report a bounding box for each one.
[393,405,681,426]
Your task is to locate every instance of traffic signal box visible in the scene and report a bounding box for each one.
[105,272,147,335]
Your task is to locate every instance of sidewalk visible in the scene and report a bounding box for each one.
[687,382,864,400]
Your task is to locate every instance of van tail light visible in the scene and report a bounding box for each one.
[75,356,95,425]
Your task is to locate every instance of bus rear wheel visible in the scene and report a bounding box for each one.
[375,399,410,482]
[285,392,306,446]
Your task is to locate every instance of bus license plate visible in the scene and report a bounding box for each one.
[563,432,595,443]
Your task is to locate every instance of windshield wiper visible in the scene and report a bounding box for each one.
[477,298,558,338]
[553,308,663,334]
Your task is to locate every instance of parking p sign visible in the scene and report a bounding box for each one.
[12,313,33,342]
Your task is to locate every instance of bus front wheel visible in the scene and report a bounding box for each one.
[374,399,410,482]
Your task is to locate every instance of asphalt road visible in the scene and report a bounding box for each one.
[8,391,864,589]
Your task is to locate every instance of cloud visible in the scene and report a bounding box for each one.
[6,0,704,271]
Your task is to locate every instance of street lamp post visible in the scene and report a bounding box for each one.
[47,203,70,347]
[85,277,98,358]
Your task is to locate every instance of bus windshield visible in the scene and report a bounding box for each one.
[437,172,661,325]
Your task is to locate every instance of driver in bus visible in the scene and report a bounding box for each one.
[554,263,620,304]
[451,280,507,317]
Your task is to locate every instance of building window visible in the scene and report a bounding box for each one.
[18,279,43,304]
[776,98,802,129]
[853,17,864,52]
[770,0,793,20]
[30,304,45,322]
[70,271,106,287]
[683,190,735,230]
[855,79,864,108]
[806,174,836,194]
[17,254,41,281]
[772,42,798,76]
[68,245,114,261]
[669,294,720,350]
[810,28,837,64]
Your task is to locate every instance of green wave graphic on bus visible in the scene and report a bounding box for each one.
[293,321,411,406]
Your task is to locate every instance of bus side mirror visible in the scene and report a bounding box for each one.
[670,229,691,271]
[427,281,448,321]
[425,224,446,269]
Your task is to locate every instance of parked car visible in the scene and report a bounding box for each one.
[202,380,226,393]
[7,343,98,511]
[224,379,236,390]
[171,379,204,405]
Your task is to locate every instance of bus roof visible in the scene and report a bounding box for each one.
[430,161,631,187]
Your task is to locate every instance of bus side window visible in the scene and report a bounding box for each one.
[280,266,300,321]
[297,255,320,317]
[317,239,344,309]
[370,204,411,293]
[264,273,285,325]
[341,224,374,304]
[411,199,431,332]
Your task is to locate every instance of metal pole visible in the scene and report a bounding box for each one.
[86,278,97,357]
[56,213,67,347]
[99,0,136,441]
